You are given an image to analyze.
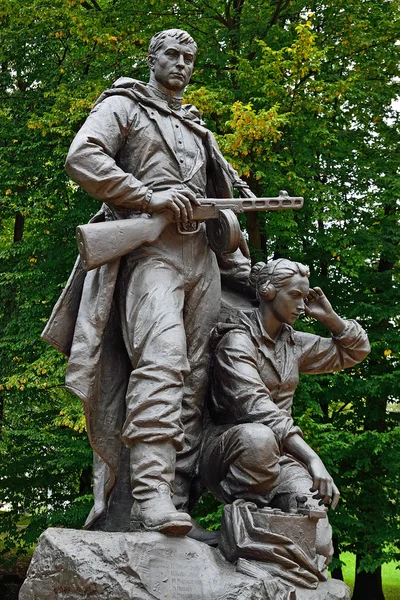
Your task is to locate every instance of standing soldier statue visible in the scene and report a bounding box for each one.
[42,29,302,541]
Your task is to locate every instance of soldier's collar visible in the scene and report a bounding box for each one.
[102,78,203,123]
[147,84,183,110]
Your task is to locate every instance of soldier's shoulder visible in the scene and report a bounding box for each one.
[93,78,144,106]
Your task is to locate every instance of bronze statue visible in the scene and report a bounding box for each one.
[42,28,262,539]
[24,28,369,600]
[202,258,370,570]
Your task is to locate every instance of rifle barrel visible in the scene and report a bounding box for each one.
[240,196,303,211]
[191,195,303,220]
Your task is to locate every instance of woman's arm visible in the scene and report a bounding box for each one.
[283,433,340,509]
[299,288,370,374]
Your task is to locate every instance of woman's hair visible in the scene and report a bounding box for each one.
[249,259,310,301]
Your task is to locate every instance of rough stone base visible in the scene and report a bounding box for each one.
[19,528,350,600]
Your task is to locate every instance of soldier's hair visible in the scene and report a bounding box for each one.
[148,29,198,57]
[249,259,310,301]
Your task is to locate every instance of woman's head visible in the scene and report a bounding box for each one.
[250,259,310,326]
[250,259,310,301]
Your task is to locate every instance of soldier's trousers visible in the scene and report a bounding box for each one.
[117,227,221,503]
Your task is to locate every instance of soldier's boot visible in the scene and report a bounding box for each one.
[130,441,192,536]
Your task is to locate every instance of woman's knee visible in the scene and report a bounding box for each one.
[233,423,279,456]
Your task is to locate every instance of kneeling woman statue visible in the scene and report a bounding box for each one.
[202,258,370,569]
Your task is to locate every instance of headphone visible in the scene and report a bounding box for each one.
[258,259,286,301]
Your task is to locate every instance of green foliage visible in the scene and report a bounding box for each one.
[296,413,400,572]
[0,4,399,594]
[191,493,224,532]
[0,386,93,553]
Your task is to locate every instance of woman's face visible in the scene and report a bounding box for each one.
[268,273,309,326]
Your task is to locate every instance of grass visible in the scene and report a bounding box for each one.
[340,552,400,600]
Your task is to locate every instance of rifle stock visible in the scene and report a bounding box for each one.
[76,212,171,271]
[76,193,303,271]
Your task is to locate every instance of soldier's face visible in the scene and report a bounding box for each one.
[149,38,195,92]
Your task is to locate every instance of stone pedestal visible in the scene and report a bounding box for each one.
[19,528,349,600]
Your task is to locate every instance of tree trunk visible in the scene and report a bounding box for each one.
[13,211,24,242]
[0,392,3,435]
[331,563,344,582]
[246,212,264,261]
[352,554,385,600]
[331,534,344,581]
[79,466,93,495]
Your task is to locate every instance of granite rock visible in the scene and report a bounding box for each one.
[19,528,350,600]
[19,528,266,600]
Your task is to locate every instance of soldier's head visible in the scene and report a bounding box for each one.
[148,29,197,93]
[250,259,310,325]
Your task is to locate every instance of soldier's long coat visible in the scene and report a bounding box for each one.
[42,79,251,526]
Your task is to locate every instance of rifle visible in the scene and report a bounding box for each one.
[76,191,303,271]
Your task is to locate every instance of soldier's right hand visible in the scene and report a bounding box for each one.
[147,189,200,223]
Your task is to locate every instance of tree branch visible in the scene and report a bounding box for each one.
[269,0,291,27]
[89,0,102,10]
[184,0,228,27]
[80,0,102,10]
